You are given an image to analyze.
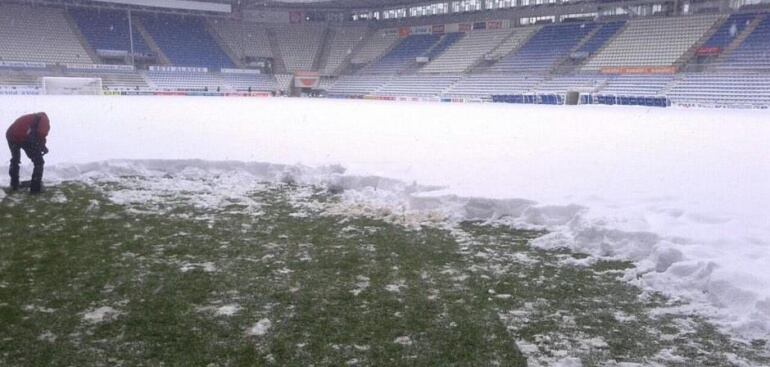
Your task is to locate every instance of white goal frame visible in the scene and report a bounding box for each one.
[41,77,103,95]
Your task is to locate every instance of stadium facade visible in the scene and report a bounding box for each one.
[0,0,768,107]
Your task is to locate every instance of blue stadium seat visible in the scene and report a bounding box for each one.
[702,13,755,49]
[362,34,441,74]
[140,13,234,70]
[575,21,625,57]
[490,22,597,73]
[69,8,151,55]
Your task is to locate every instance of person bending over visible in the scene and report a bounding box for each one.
[6,112,50,194]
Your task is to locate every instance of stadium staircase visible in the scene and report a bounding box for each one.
[401,33,462,74]
[725,14,765,53]
[266,29,288,74]
[471,26,539,73]
[312,27,332,71]
[354,35,401,73]
[334,27,376,75]
[675,15,727,69]
[63,12,100,64]
[711,13,767,67]
[205,20,245,69]
[132,17,170,66]
[555,21,627,74]
[552,25,602,74]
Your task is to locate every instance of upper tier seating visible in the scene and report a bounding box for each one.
[209,19,273,62]
[443,73,545,97]
[361,34,441,74]
[575,21,626,57]
[350,29,400,65]
[489,22,597,73]
[668,72,770,106]
[326,75,392,96]
[485,26,539,60]
[716,16,770,70]
[701,13,755,49]
[597,74,674,96]
[0,4,93,64]
[140,13,234,70]
[374,74,461,97]
[423,33,464,61]
[420,29,515,73]
[273,24,325,72]
[321,26,368,75]
[69,8,151,55]
[583,15,720,70]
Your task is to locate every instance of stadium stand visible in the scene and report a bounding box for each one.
[715,15,770,70]
[139,13,234,70]
[275,74,295,93]
[220,73,278,92]
[209,19,273,62]
[582,15,720,71]
[701,13,755,50]
[443,74,545,98]
[1,1,769,109]
[145,70,226,90]
[535,75,608,95]
[597,74,675,97]
[273,24,325,72]
[326,75,392,96]
[375,74,461,97]
[489,22,597,73]
[423,33,464,62]
[145,70,276,92]
[0,4,93,64]
[0,69,44,88]
[321,26,369,75]
[69,8,151,57]
[484,27,540,62]
[360,34,441,74]
[65,68,149,90]
[420,29,515,73]
[0,65,149,91]
[668,73,770,107]
[349,29,400,67]
[574,21,626,58]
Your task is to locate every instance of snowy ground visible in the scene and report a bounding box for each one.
[1,95,769,342]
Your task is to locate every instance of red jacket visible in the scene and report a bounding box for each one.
[6,113,50,146]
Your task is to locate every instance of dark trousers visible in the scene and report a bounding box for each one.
[8,141,44,193]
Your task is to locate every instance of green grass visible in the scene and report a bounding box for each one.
[0,181,767,366]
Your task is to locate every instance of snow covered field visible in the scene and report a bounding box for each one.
[1,95,769,341]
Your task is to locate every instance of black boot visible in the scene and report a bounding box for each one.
[9,163,19,191]
[30,159,44,194]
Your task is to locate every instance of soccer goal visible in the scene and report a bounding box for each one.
[41,77,103,95]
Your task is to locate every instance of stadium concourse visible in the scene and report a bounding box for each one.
[0,1,769,107]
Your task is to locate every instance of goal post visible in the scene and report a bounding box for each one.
[41,77,103,95]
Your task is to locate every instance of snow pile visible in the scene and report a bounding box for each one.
[246,319,272,337]
[215,304,241,317]
[82,306,121,323]
[1,96,769,340]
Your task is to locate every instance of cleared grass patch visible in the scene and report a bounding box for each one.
[0,181,767,366]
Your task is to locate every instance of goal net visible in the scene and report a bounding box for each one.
[41,77,103,95]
